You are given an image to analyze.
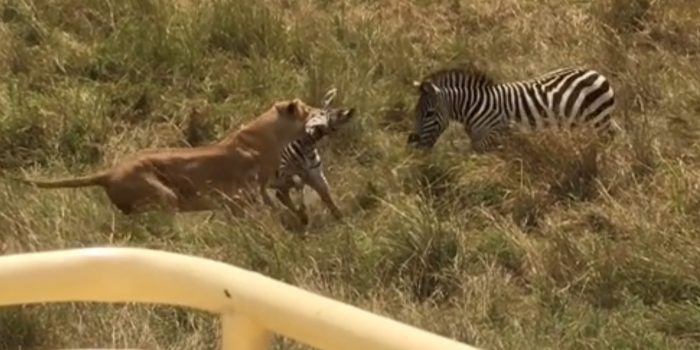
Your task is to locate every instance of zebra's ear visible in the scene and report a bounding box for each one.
[339,108,356,123]
[418,81,440,95]
[321,88,338,108]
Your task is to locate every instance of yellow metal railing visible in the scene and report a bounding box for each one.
[0,247,483,350]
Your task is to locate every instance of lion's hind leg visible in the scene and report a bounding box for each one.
[105,173,179,214]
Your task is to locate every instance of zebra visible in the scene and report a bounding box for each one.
[270,88,356,225]
[406,66,618,152]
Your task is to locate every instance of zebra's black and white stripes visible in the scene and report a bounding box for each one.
[269,89,356,224]
[407,67,617,152]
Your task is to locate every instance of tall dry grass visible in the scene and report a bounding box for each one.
[1,0,700,349]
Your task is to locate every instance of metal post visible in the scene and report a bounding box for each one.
[221,313,271,350]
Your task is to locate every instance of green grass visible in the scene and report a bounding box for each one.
[1,0,700,349]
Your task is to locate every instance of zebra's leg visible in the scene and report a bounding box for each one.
[467,126,488,154]
[295,186,309,224]
[592,114,621,144]
[471,139,489,154]
[290,174,309,224]
[275,185,309,225]
[470,127,504,154]
[306,167,342,221]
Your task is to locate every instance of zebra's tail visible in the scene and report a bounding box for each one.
[609,120,625,139]
[598,119,625,144]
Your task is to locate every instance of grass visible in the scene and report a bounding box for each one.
[1,0,700,349]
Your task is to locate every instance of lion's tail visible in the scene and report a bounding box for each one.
[13,171,110,189]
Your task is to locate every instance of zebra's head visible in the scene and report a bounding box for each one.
[305,108,356,140]
[407,79,446,149]
[304,88,356,141]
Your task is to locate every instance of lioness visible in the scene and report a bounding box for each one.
[16,99,320,215]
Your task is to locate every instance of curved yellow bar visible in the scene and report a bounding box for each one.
[0,247,482,350]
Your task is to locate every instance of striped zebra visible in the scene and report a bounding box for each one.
[406,66,618,152]
[270,88,356,225]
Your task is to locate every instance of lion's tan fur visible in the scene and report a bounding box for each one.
[19,99,318,215]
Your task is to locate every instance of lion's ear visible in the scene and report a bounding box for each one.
[276,99,300,118]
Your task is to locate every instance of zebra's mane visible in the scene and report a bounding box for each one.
[421,66,495,87]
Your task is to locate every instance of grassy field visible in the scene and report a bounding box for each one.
[1,0,700,349]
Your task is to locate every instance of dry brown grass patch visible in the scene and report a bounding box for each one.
[498,127,606,201]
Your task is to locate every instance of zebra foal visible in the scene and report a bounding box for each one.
[407,66,618,152]
[270,88,356,225]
